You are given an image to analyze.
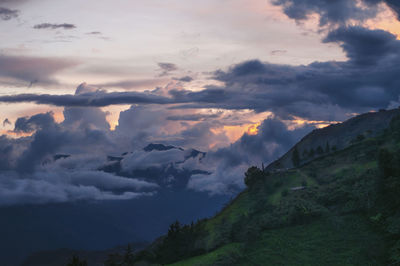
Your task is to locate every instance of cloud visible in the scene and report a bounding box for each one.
[2,26,400,121]
[0,0,28,5]
[2,118,11,127]
[272,0,400,27]
[0,7,18,20]
[14,112,55,133]
[0,104,160,206]
[0,90,175,106]
[171,26,399,121]
[0,171,155,206]
[158,62,178,76]
[270,49,287,56]
[33,23,76,30]
[158,62,178,72]
[173,76,193,82]
[0,55,78,85]
[86,31,102,35]
[323,26,399,66]
[385,0,400,19]
[166,113,221,121]
[188,117,315,194]
[94,79,164,90]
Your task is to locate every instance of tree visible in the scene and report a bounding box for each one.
[123,244,135,265]
[316,145,324,155]
[309,148,315,157]
[357,134,365,141]
[67,255,87,266]
[104,253,121,266]
[244,166,263,187]
[292,147,300,167]
[325,142,330,153]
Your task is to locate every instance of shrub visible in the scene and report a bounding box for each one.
[244,166,263,187]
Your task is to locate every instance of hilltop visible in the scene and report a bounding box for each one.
[267,108,400,171]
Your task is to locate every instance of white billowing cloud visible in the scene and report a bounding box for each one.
[188,163,248,195]
[0,171,155,206]
[35,170,158,191]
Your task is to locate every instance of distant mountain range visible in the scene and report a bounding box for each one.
[1,143,227,266]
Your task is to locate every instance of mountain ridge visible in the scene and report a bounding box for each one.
[267,108,400,171]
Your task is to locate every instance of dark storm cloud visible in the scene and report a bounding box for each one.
[14,112,55,133]
[2,25,400,120]
[180,26,400,120]
[0,90,176,106]
[323,25,399,66]
[214,118,314,168]
[1,26,399,120]
[385,0,400,19]
[0,106,158,205]
[272,0,400,26]
[0,7,18,20]
[158,62,178,72]
[167,113,220,121]
[0,55,78,85]
[173,76,194,82]
[158,62,178,76]
[33,23,76,30]
[188,117,315,194]
[2,118,11,127]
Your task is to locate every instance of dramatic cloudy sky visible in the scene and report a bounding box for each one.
[0,0,400,204]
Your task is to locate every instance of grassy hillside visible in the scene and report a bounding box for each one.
[104,114,400,266]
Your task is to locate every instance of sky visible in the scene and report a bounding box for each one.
[0,0,400,204]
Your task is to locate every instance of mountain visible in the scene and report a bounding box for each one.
[2,144,227,266]
[267,108,400,171]
[143,143,184,152]
[100,144,208,189]
[107,110,400,265]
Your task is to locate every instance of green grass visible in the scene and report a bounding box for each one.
[202,191,251,249]
[237,215,385,266]
[168,243,243,266]
[151,129,400,265]
[170,215,385,266]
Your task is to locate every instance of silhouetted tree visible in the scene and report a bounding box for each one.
[104,253,121,266]
[292,147,300,167]
[325,142,330,153]
[309,148,315,157]
[67,255,87,266]
[244,166,263,187]
[123,244,135,265]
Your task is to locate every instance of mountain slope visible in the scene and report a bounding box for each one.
[119,110,400,266]
[267,108,400,171]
